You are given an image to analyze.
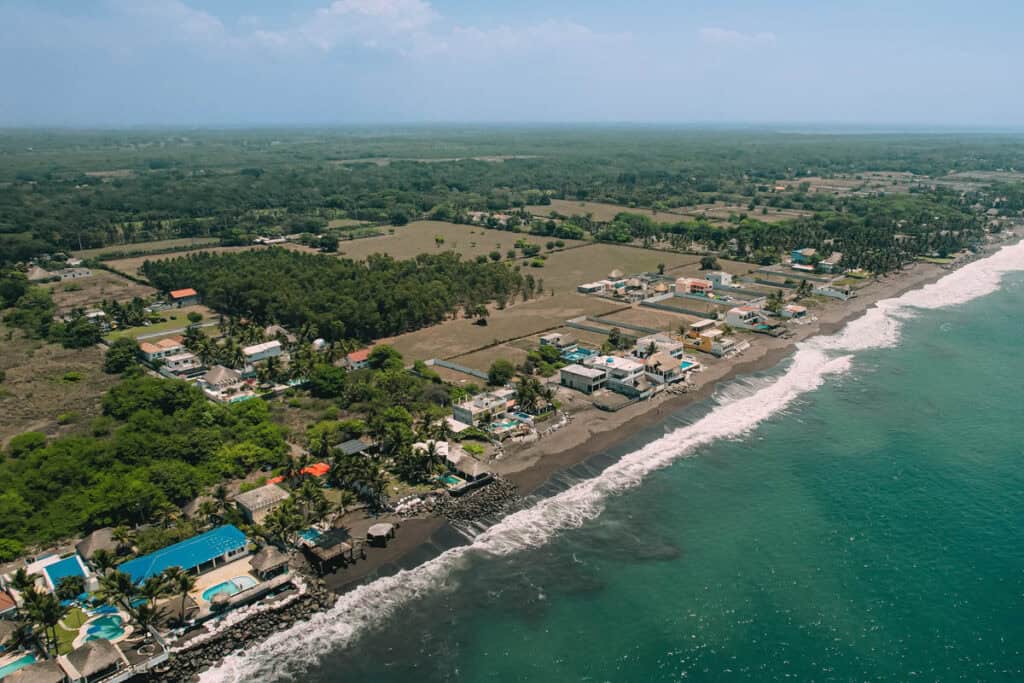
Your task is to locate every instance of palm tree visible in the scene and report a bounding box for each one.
[212,484,231,515]
[162,567,196,625]
[9,568,39,595]
[197,500,218,528]
[112,526,134,556]
[332,490,357,522]
[139,575,168,607]
[130,602,163,642]
[90,549,117,576]
[98,571,137,610]
[23,589,67,656]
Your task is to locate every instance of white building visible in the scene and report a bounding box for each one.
[139,336,185,363]
[560,364,607,394]
[814,284,854,301]
[452,388,516,426]
[161,351,202,375]
[633,334,685,359]
[242,340,282,364]
[643,351,700,385]
[577,282,606,294]
[726,306,766,330]
[781,304,808,319]
[234,484,290,524]
[704,271,733,288]
[584,355,644,395]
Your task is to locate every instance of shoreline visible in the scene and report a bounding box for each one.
[317,245,1005,595]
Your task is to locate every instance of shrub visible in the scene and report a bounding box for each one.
[61,371,84,383]
[56,411,79,425]
[463,442,485,456]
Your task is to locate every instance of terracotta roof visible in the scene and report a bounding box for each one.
[170,288,198,299]
[347,348,372,363]
[0,589,16,612]
[139,342,160,354]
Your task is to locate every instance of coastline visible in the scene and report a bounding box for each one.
[318,252,980,595]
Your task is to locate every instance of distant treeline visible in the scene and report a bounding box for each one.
[142,248,527,341]
[3,129,1024,260]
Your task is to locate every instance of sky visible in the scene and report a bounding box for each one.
[0,0,1022,127]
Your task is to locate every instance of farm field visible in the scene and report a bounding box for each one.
[378,243,700,361]
[332,221,586,262]
[45,270,156,314]
[526,199,685,223]
[597,306,695,333]
[446,344,529,376]
[0,324,119,446]
[73,237,220,259]
[678,203,814,223]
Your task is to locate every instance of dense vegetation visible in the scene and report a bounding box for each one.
[2,128,1023,259]
[142,249,527,341]
[0,376,289,550]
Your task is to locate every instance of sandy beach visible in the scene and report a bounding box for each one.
[319,247,1005,594]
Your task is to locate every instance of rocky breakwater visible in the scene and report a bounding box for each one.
[145,582,337,683]
[432,477,522,523]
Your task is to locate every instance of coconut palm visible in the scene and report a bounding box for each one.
[90,549,117,576]
[197,500,218,528]
[98,570,138,610]
[162,567,196,626]
[22,589,67,656]
[9,568,40,595]
[112,526,134,555]
[130,602,164,642]
[212,484,231,515]
[139,575,168,607]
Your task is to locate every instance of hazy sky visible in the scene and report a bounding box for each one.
[1,0,1021,127]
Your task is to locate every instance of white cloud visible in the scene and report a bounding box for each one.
[699,27,776,49]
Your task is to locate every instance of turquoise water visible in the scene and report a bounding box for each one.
[85,615,124,641]
[202,576,258,602]
[204,250,1024,683]
[441,475,462,486]
[0,655,36,679]
[299,528,322,543]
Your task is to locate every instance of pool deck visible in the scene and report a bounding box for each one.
[71,608,134,649]
[189,557,260,607]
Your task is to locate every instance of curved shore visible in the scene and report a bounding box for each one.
[320,253,973,595]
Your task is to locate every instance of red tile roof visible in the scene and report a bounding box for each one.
[347,348,372,363]
[0,590,15,613]
[266,461,330,485]
[170,288,198,299]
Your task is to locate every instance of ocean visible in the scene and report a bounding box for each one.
[204,242,1024,682]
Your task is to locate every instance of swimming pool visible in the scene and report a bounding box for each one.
[201,575,258,602]
[85,615,125,642]
[679,361,696,371]
[299,528,322,542]
[561,348,596,363]
[441,474,463,486]
[512,412,534,422]
[0,654,37,679]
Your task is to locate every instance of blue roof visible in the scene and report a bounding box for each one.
[44,555,87,589]
[118,525,247,584]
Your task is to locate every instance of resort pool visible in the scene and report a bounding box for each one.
[0,654,37,679]
[299,528,322,542]
[85,615,125,642]
[490,418,520,431]
[441,475,463,486]
[201,575,258,602]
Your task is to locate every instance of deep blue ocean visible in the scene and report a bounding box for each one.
[207,248,1024,682]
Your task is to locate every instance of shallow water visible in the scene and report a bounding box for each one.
[205,243,1024,682]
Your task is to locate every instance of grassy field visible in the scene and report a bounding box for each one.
[73,237,220,259]
[333,221,586,261]
[678,203,813,224]
[45,270,156,314]
[526,199,685,223]
[379,244,701,361]
[105,304,217,341]
[327,218,370,228]
[598,306,696,334]
[0,324,119,447]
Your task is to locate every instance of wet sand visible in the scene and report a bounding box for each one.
[322,247,1007,594]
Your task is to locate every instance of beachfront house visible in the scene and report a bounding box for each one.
[169,288,200,307]
[583,355,645,396]
[117,525,249,584]
[685,327,740,357]
[781,304,808,319]
[814,284,854,300]
[452,388,516,427]
[675,277,714,296]
[725,306,766,330]
[643,351,701,385]
[790,248,818,265]
[234,484,290,525]
[139,336,185,364]
[705,271,733,288]
[633,333,685,359]
[560,363,607,394]
[242,340,282,365]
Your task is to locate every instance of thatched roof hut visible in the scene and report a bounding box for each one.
[5,659,66,683]
[249,546,289,579]
[75,527,117,561]
[62,639,123,681]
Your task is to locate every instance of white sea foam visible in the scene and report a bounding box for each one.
[203,240,1024,683]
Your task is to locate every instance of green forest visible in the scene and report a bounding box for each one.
[141,249,528,341]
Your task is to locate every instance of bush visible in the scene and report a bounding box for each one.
[56,411,79,425]
[104,337,139,374]
[62,371,84,383]
[487,359,515,386]
[7,431,46,458]
[463,442,485,456]
[0,538,24,562]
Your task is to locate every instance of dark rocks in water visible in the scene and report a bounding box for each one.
[431,476,522,523]
[140,584,338,683]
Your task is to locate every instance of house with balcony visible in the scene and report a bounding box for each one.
[560,364,607,394]
[725,306,766,330]
[452,388,516,427]
[704,271,733,288]
[675,277,714,296]
[584,355,646,397]
[633,333,685,359]
[643,352,701,385]
[139,336,186,364]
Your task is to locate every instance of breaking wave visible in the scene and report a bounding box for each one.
[203,240,1024,682]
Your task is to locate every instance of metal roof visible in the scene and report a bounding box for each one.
[117,525,246,583]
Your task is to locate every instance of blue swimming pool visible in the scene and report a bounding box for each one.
[201,575,258,602]
[561,348,596,363]
[85,615,125,642]
[0,654,37,679]
[441,474,462,486]
[679,361,696,370]
[299,528,322,542]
